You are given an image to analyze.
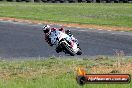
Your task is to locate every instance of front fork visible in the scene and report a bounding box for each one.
[55,39,67,53]
[57,40,70,53]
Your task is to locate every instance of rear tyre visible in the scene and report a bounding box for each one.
[76,49,82,55]
[61,42,75,56]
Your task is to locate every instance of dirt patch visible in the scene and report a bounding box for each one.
[0,17,132,31]
[90,65,132,74]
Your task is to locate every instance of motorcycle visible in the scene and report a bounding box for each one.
[50,30,82,56]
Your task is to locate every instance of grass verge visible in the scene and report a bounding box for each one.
[0,2,132,28]
[0,56,132,88]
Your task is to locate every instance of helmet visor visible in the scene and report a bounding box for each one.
[43,29,49,33]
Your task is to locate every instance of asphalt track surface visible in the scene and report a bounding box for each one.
[0,21,132,58]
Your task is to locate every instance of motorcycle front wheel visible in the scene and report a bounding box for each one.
[61,42,75,56]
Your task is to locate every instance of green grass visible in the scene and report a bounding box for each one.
[0,56,131,88]
[0,2,132,27]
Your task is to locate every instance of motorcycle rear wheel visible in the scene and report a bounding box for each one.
[76,48,82,55]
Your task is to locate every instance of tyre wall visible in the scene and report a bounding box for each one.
[1,0,132,3]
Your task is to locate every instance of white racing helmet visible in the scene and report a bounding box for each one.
[42,25,51,34]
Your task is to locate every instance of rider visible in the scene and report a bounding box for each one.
[42,25,77,53]
[43,25,64,46]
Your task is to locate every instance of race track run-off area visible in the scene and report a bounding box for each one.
[0,21,132,58]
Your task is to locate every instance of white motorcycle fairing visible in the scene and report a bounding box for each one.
[49,30,79,53]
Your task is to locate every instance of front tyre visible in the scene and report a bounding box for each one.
[61,42,75,56]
